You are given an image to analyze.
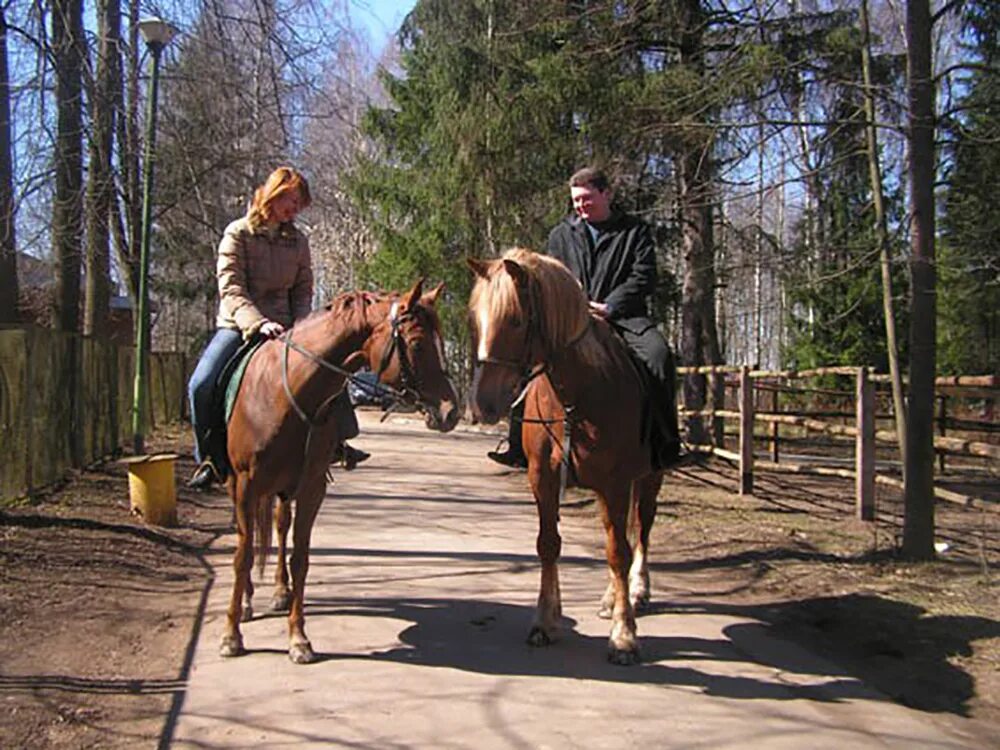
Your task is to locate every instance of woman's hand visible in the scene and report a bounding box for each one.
[259,320,286,339]
[588,301,609,318]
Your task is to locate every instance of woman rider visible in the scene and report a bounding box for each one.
[186,166,367,489]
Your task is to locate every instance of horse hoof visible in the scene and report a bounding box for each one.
[607,645,641,666]
[270,593,291,612]
[631,593,650,613]
[219,635,244,658]
[240,605,254,623]
[526,627,553,647]
[289,641,316,664]
[597,604,613,620]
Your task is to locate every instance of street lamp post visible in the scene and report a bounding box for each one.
[131,17,175,455]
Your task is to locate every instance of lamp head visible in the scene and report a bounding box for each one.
[138,17,175,49]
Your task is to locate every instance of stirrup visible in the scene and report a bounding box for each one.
[187,460,220,490]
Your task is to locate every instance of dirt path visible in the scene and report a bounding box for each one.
[2,410,996,748]
[165,412,995,748]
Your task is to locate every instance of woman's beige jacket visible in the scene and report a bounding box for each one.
[215,216,313,337]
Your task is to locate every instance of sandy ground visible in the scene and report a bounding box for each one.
[170,412,997,748]
[1,409,996,748]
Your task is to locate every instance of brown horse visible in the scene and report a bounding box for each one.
[223,279,460,663]
[468,249,664,665]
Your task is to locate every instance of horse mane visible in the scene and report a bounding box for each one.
[292,290,376,336]
[475,247,611,371]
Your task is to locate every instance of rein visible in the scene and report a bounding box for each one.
[479,279,594,506]
[279,301,439,429]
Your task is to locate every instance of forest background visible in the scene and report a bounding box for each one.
[0,0,996,559]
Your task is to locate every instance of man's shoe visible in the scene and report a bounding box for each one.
[487,448,528,469]
[332,441,371,471]
[343,442,370,471]
[186,462,216,490]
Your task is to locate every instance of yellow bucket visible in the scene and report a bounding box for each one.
[121,453,179,527]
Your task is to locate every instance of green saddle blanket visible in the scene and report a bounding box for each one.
[223,338,265,425]
[203,337,265,481]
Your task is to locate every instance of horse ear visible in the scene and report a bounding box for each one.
[467,258,491,279]
[421,281,445,307]
[401,277,425,311]
[502,258,529,288]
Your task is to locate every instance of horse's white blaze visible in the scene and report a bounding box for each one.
[432,330,447,370]
[477,306,492,362]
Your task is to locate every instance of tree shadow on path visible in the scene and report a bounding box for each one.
[303,594,897,705]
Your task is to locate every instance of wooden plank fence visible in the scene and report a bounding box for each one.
[679,365,998,516]
[0,326,190,502]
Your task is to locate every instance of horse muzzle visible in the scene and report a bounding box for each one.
[469,364,518,425]
[425,398,460,433]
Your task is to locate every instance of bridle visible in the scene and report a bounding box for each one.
[475,276,549,405]
[279,300,446,428]
[475,276,590,410]
[373,301,427,412]
[475,274,591,503]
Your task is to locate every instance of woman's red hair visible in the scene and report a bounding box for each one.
[247,167,311,229]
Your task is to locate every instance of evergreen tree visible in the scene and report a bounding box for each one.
[940,0,999,375]
[782,21,908,371]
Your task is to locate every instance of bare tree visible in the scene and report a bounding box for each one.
[0,2,16,323]
[677,0,724,445]
[50,0,84,332]
[902,0,937,560]
[111,0,140,303]
[84,0,121,335]
[860,0,907,463]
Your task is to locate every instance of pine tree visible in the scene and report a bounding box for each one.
[940,0,999,375]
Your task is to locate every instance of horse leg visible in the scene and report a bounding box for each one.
[598,482,635,619]
[597,487,640,665]
[527,467,562,647]
[221,472,257,657]
[242,572,255,623]
[270,497,292,612]
[628,471,663,613]
[286,477,325,664]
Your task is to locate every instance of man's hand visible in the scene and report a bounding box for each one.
[259,320,286,338]
[588,301,610,318]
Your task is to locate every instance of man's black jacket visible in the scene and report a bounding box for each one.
[545,211,657,336]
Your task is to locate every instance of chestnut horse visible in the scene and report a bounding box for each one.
[468,249,664,665]
[223,279,460,663]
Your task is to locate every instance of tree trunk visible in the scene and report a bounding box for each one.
[0,6,17,323]
[50,0,85,332]
[113,0,141,304]
[860,0,907,465]
[677,0,723,446]
[84,0,121,336]
[902,0,937,559]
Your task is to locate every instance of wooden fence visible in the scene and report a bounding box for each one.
[677,365,998,517]
[0,326,190,502]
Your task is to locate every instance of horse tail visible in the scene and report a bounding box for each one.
[255,494,274,580]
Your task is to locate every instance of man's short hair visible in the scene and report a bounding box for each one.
[569,167,611,192]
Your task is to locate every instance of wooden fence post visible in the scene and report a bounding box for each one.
[937,394,947,473]
[712,372,725,448]
[856,366,875,520]
[770,386,780,463]
[739,366,754,495]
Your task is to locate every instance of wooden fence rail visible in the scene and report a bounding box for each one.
[0,326,190,502]
[678,364,997,515]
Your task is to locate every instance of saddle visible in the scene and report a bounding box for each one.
[203,336,266,482]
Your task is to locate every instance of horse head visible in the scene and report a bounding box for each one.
[364,278,461,433]
[467,248,591,424]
